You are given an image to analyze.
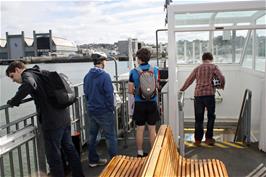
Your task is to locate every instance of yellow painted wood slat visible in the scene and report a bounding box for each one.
[182,157,186,177]
[120,157,134,177]
[194,160,199,177]
[216,160,225,177]
[110,156,127,177]
[207,159,214,177]
[123,157,136,177]
[99,156,120,177]
[141,125,167,177]
[203,159,209,177]
[220,160,229,177]
[212,159,219,176]
[199,160,204,177]
[132,158,145,177]
[186,158,191,177]
[190,159,195,177]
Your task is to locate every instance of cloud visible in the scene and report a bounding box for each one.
[0,0,251,44]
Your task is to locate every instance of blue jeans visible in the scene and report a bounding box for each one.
[43,125,84,177]
[86,111,117,163]
[194,95,216,141]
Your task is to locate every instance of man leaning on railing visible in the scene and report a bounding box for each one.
[5,61,85,177]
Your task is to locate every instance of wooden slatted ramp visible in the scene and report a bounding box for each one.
[99,125,228,177]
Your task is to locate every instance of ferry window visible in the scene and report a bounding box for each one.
[242,31,253,69]
[175,31,209,64]
[213,30,247,64]
[174,13,212,28]
[256,14,266,25]
[215,11,257,26]
[175,30,247,64]
[255,29,266,72]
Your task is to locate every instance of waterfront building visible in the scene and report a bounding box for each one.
[0,30,77,59]
[117,38,142,57]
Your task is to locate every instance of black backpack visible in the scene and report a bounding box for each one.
[40,70,77,108]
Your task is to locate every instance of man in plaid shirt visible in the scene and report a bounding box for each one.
[180,52,225,146]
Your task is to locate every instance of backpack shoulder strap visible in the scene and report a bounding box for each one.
[135,66,143,74]
[148,65,154,72]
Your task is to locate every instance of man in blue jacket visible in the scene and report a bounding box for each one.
[83,53,117,167]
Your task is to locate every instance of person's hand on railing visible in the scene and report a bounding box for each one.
[7,99,15,107]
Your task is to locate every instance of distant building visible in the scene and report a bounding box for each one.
[0,30,77,59]
[117,39,143,57]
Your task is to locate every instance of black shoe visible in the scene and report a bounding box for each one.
[137,152,148,157]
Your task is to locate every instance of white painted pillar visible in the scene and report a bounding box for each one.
[167,6,179,143]
[199,42,202,59]
[192,42,195,63]
[184,41,187,62]
[259,61,266,152]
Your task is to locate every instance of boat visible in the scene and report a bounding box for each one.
[0,1,266,176]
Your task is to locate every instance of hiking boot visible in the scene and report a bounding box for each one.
[89,158,108,167]
[194,140,201,146]
[205,138,215,146]
[137,152,148,157]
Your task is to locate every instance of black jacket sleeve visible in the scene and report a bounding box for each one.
[7,83,33,106]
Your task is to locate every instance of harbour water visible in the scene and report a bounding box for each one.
[0,60,132,126]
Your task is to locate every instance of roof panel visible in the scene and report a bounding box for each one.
[0,39,6,47]
[52,37,76,47]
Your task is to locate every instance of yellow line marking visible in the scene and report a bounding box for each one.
[214,142,229,148]
[185,141,195,147]
[222,141,245,149]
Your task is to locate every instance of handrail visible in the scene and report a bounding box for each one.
[0,97,33,110]
[178,91,185,111]
[234,89,252,144]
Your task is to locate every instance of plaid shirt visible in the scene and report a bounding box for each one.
[180,63,225,97]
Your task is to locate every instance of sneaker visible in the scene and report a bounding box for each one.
[89,158,108,167]
[205,138,215,146]
[137,152,148,157]
[194,140,201,146]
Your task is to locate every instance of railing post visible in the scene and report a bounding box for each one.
[36,121,47,175]
[4,108,10,134]
[121,81,128,148]
[178,91,185,156]
[0,157,4,177]
[74,86,81,132]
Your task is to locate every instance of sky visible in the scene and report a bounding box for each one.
[0,0,253,45]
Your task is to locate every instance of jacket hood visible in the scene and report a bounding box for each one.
[89,67,105,78]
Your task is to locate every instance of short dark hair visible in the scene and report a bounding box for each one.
[91,53,107,65]
[6,61,26,76]
[202,52,213,61]
[136,48,151,63]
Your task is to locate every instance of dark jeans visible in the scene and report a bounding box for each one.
[43,125,84,177]
[86,111,117,163]
[194,95,216,141]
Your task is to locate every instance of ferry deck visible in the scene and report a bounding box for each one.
[1,1,266,177]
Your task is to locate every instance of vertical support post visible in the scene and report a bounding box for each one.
[33,30,37,56]
[156,29,168,67]
[167,6,179,143]
[5,108,10,134]
[35,121,47,175]
[232,29,236,63]
[121,81,128,148]
[0,157,5,177]
[74,86,81,132]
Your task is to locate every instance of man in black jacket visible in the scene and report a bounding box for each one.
[6,61,84,177]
